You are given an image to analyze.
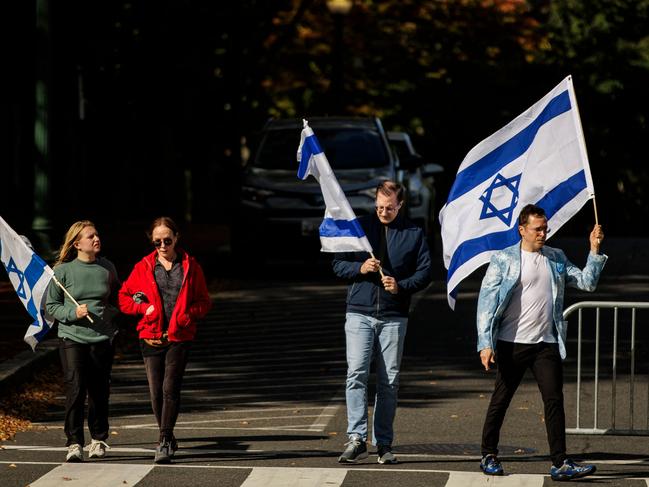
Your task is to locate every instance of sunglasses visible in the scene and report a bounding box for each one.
[152,238,174,248]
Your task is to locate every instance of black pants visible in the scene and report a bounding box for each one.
[59,338,114,446]
[481,341,567,467]
[142,341,190,441]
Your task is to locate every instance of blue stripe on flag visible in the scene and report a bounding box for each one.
[24,254,47,288]
[446,91,572,205]
[297,134,324,179]
[32,311,53,341]
[447,170,588,285]
[23,255,47,321]
[319,218,366,238]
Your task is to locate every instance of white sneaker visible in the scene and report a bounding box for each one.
[88,439,110,459]
[66,443,83,462]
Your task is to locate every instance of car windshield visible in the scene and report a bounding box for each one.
[253,128,390,170]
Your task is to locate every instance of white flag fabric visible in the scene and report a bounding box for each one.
[439,75,595,309]
[297,120,373,253]
[0,216,55,349]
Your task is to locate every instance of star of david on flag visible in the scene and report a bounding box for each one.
[479,173,522,226]
[439,75,595,309]
[0,216,56,349]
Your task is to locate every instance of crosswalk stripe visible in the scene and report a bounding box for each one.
[240,467,347,487]
[0,461,629,484]
[445,471,545,486]
[28,463,153,487]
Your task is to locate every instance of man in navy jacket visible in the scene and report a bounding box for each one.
[333,180,432,464]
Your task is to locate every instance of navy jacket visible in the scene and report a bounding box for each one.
[332,212,432,318]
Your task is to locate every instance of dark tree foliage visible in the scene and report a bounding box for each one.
[2,0,647,236]
[252,0,648,235]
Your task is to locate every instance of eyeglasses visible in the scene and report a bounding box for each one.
[375,205,401,214]
[153,238,174,248]
[526,226,551,235]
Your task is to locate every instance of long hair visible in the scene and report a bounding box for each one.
[54,220,96,267]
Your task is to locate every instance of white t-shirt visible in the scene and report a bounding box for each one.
[498,249,556,344]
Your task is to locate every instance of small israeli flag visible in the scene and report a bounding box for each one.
[439,76,595,309]
[297,120,373,253]
[0,216,55,349]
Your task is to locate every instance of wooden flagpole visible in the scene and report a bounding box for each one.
[593,197,601,244]
[51,275,94,323]
[369,251,386,279]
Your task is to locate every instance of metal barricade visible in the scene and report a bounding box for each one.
[563,301,649,435]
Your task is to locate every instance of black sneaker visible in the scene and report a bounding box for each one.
[377,445,397,464]
[154,440,172,464]
[338,436,368,463]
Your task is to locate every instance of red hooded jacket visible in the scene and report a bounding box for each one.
[118,249,211,341]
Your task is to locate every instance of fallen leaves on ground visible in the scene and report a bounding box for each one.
[0,367,63,441]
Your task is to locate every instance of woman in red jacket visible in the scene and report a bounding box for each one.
[118,216,211,464]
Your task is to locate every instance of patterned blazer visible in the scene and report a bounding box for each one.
[476,242,607,359]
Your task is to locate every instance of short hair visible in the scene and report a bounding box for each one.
[376,180,405,203]
[518,204,546,226]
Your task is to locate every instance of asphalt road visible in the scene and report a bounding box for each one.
[2,255,649,486]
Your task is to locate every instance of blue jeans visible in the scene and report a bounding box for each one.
[344,312,408,446]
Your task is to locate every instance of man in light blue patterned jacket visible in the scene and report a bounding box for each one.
[476,204,606,482]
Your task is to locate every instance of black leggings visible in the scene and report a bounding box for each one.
[481,341,567,467]
[59,338,114,446]
[142,341,191,441]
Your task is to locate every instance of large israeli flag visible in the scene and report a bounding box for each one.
[439,76,595,309]
[297,120,373,253]
[0,216,55,349]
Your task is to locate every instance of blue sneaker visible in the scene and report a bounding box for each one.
[480,454,504,475]
[550,459,596,481]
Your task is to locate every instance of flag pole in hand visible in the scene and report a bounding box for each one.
[52,275,94,324]
[369,251,386,279]
[592,197,601,244]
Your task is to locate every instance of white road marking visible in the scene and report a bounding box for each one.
[2,445,157,453]
[240,467,346,487]
[28,424,329,433]
[0,460,618,483]
[33,406,338,426]
[114,414,335,429]
[28,463,153,487]
[167,424,328,431]
[6,445,649,465]
[445,471,545,486]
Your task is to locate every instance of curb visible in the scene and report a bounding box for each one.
[0,338,59,392]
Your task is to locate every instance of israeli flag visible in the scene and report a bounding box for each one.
[297,120,373,253]
[0,216,55,349]
[439,76,595,309]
